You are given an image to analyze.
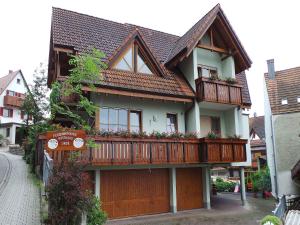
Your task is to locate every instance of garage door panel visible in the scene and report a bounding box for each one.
[177,167,203,211]
[101,169,170,218]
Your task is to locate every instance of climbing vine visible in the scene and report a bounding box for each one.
[50,48,107,131]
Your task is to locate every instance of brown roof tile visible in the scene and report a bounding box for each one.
[265,66,300,114]
[50,6,251,102]
[0,70,20,95]
[249,116,265,139]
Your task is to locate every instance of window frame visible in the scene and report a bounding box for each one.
[17,78,21,84]
[114,43,154,75]
[281,98,288,105]
[3,108,13,118]
[197,64,218,78]
[166,113,178,133]
[99,107,142,132]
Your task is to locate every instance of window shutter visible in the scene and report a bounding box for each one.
[21,111,24,119]
[6,90,9,95]
[9,109,13,117]
[29,115,32,120]
[0,107,3,116]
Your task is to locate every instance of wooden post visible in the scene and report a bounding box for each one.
[95,108,100,130]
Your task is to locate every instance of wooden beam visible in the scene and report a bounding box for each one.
[54,47,74,53]
[81,86,193,103]
[197,44,229,54]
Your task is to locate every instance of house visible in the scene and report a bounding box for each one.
[264,59,300,198]
[248,115,267,173]
[47,4,252,218]
[0,70,31,145]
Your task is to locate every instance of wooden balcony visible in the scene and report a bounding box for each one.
[3,95,24,107]
[41,136,248,166]
[195,77,243,105]
[199,138,247,163]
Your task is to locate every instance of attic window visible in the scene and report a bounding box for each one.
[281,98,288,105]
[114,44,153,74]
[297,97,300,103]
[198,65,218,78]
[17,79,21,84]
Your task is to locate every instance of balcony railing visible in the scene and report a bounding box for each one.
[4,95,24,107]
[40,135,248,166]
[199,138,247,163]
[195,77,243,105]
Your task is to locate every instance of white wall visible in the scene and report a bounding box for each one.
[263,78,277,197]
[91,94,188,133]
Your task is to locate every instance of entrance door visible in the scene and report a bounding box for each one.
[100,169,170,218]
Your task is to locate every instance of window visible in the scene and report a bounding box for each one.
[17,79,21,84]
[198,65,217,78]
[6,128,10,137]
[114,44,153,74]
[297,97,300,103]
[99,107,142,132]
[7,90,15,96]
[3,108,13,117]
[130,111,141,132]
[166,113,178,133]
[281,98,288,105]
[211,117,221,136]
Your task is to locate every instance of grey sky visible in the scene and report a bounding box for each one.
[1,0,300,116]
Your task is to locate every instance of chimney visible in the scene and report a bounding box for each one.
[9,70,13,74]
[267,59,275,79]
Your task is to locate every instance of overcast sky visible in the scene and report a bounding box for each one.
[1,0,300,116]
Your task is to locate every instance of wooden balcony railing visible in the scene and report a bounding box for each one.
[4,95,24,107]
[38,135,248,167]
[199,138,247,163]
[195,77,243,105]
[90,136,200,166]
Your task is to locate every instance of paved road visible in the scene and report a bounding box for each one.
[107,193,276,225]
[0,150,41,225]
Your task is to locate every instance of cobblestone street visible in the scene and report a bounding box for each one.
[0,148,41,225]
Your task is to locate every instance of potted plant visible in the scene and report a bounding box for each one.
[252,179,259,198]
[206,131,219,139]
[225,77,237,84]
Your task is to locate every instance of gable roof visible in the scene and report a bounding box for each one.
[49,6,251,103]
[0,70,28,95]
[249,116,265,139]
[265,66,300,115]
[165,4,252,73]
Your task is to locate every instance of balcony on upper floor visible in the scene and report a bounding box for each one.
[3,95,24,107]
[38,134,248,166]
[195,76,243,106]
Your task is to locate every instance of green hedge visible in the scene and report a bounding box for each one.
[214,178,236,192]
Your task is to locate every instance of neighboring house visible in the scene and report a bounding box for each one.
[47,4,252,218]
[264,59,300,198]
[0,70,31,145]
[248,115,267,172]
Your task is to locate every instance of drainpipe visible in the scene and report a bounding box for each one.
[270,115,279,198]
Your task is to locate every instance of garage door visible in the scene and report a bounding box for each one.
[100,169,170,218]
[176,167,203,211]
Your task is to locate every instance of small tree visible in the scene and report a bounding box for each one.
[50,48,106,131]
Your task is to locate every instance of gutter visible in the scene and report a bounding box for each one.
[270,114,279,198]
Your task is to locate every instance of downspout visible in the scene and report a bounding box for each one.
[270,114,279,198]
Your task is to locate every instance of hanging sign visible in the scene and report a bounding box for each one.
[46,130,86,151]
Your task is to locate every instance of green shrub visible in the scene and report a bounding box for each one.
[87,196,107,225]
[260,215,282,225]
[215,179,236,192]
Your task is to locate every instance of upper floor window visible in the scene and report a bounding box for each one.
[297,97,300,103]
[198,65,218,78]
[3,108,13,117]
[99,107,142,132]
[17,78,21,84]
[166,113,178,133]
[7,90,15,96]
[281,98,288,105]
[114,44,153,74]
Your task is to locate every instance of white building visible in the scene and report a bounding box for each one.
[0,70,31,145]
[264,59,300,198]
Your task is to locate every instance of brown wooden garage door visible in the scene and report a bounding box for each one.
[100,169,170,218]
[176,167,203,211]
